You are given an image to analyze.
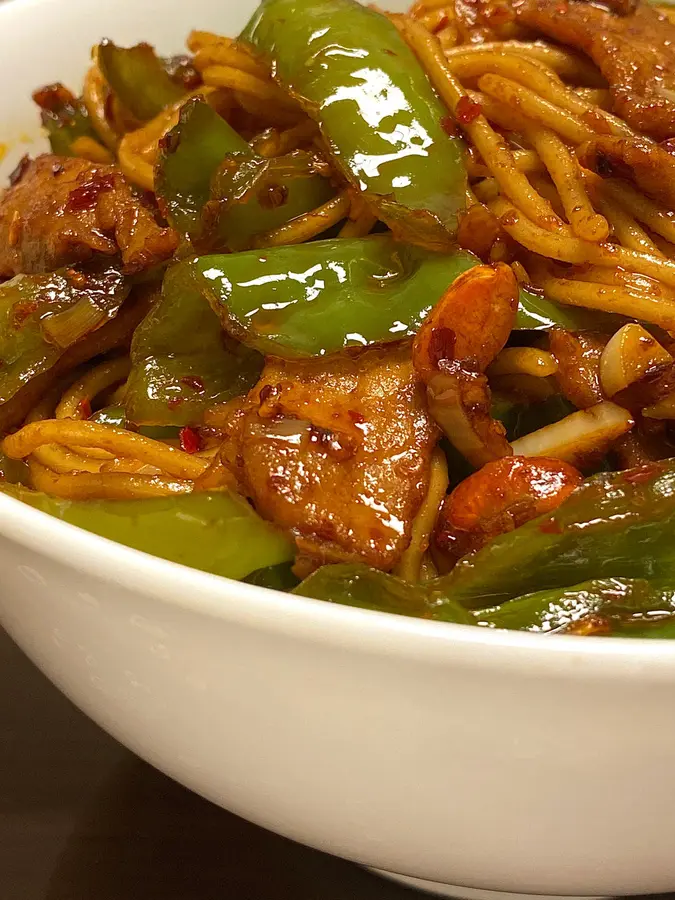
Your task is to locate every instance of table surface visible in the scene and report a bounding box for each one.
[0,626,427,900]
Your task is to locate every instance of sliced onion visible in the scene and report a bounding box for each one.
[510,401,634,467]
[600,323,672,398]
[488,347,558,378]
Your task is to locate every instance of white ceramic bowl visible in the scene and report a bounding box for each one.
[3,1,675,897]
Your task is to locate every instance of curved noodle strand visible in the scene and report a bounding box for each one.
[29,460,193,500]
[3,420,209,480]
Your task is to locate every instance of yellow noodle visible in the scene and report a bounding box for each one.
[70,136,114,164]
[338,209,378,238]
[193,43,269,79]
[467,148,542,179]
[23,383,103,475]
[82,62,119,150]
[394,15,565,230]
[3,421,209,481]
[249,119,319,157]
[251,191,350,248]
[477,73,596,146]
[233,90,304,127]
[187,30,233,52]
[525,126,608,241]
[201,65,299,109]
[394,448,448,583]
[56,358,130,421]
[446,50,629,137]
[599,178,675,246]
[574,88,612,110]
[588,186,663,256]
[29,460,193,500]
[530,267,675,331]
[443,40,605,86]
[489,196,675,290]
[55,357,131,460]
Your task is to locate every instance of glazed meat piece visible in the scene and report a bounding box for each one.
[222,343,439,574]
[516,0,675,140]
[433,456,583,572]
[577,136,675,209]
[0,154,177,278]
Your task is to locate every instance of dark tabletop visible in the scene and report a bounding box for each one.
[0,626,428,900]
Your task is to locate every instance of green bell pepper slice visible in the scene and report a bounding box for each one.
[294,563,473,623]
[2,485,293,581]
[98,40,185,122]
[186,236,479,357]
[476,578,675,636]
[156,98,334,249]
[125,262,262,427]
[241,0,467,250]
[440,460,675,608]
[0,265,130,406]
[297,564,675,639]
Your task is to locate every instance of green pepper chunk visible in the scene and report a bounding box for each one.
[155,98,334,249]
[516,286,620,331]
[0,266,130,405]
[2,485,293,580]
[245,562,300,591]
[98,40,185,122]
[241,0,467,249]
[32,83,98,157]
[125,262,262,427]
[294,563,473,623]
[476,578,675,636]
[185,236,479,357]
[440,461,675,608]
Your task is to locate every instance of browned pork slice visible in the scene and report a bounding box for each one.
[0,155,177,278]
[516,0,675,140]
[221,343,439,574]
[577,135,675,209]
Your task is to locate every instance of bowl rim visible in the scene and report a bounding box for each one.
[4,489,675,677]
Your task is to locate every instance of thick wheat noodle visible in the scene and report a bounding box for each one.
[467,148,542,179]
[446,51,632,138]
[187,30,233,52]
[117,139,155,191]
[443,40,605,86]
[117,87,219,191]
[249,119,318,157]
[582,173,664,256]
[394,15,565,230]
[234,90,303,127]
[193,43,269,79]
[29,460,194,500]
[649,233,675,259]
[529,268,675,331]
[55,357,131,460]
[338,202,378,238]
[82,63,119,150]
[2,420,209,480]
[489,196,675,289]
[594,194,662,256]
[477,74,597,146]
[393,448,448,583]
[71,136,114,164]
[201,66,299,109]
[525,126,609,242]
[24,387,104,475]
[598,178,675,246]
[575,88,612,109]
[251,191,351,249]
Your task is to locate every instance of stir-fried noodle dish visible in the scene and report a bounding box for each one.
[7,0,675,635]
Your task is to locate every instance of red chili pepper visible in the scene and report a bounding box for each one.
[78,398,92,420]
[179,426,202,454]
[180,375,206,394]
[456,95,482,125]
